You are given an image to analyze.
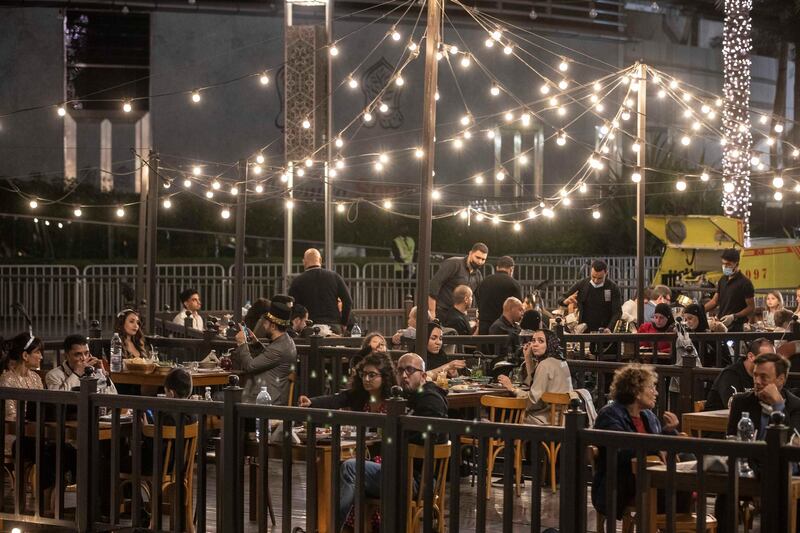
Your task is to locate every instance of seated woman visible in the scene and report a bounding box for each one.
[497,328,573,424]
[0,333,77,501]
[637,303,674,354]
[115,309,151,360]
[763,290,785,329]
[299,352,395,412]
[682,303,716,365]
[424,322,465,380]
[591,364,684,521]
[349,332,388,374]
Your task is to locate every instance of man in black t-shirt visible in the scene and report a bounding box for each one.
[475,255,523,334]
[428,243,488,319]
[442,285,474,335]
[560,260,622,332]
[704,249,755,333]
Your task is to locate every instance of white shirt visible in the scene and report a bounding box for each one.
[45,361,117,394]
[173,310,204,330]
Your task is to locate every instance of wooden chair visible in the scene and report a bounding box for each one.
[459,395,526,498]
[125,421,199,533]
[540,392,572,493]
[406,442,451,533]
[286,371,296,407]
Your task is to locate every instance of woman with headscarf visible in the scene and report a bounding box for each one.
[681,303,717,366]
[637,302,674,353]
[497,328,573,424]
[425,321,466,379]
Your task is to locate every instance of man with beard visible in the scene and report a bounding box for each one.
[428,243,488,320]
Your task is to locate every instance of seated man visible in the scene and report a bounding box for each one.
[172,288,204,330]
[338,353,448,531]
[488,297,524,355]
[441,285,475,336]
[704,338,773,411]
[288,304,314,339]
[391,306,432,347]
[46,334,117,394]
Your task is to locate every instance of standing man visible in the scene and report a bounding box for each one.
[475,255,522,334]
[173,288,204,330]
[704,249,755,332]
[559,260,622,332]
[289,248,353,334]
[442,285,475,336]
[428,243,488,319]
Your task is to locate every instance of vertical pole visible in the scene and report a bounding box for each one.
[135,151,149,310]
[233,160,248,322]
[324,0,335,271]
[414,0,443,359]
[146,151,159,334]
[76,376,98,532]
[635,63,647,325]
[284,163,294,293]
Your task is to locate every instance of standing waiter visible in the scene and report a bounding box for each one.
[428,243,488,319]
[475,256,522,334]
[704,248,755,332]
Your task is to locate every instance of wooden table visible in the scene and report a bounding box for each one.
[645,460,800,532]
[682,409,729,437]
[446,388,512,409]
[111,370,232,387]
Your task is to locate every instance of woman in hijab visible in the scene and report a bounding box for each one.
[425,321,466,379]
[637,302,675,353]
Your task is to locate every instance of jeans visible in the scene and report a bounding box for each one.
[339,458,382,527]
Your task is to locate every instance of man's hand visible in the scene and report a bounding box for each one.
[235,328,247,346]
[757,384,783,406]
[563,293,578,307]
[497,374,516,392]
[392,331,402,345]
[662,411,679,432]
[720,314,735,327]
[298,395,312,408]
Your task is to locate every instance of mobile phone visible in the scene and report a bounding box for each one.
[242,324,252,338]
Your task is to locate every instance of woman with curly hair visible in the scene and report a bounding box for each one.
[497,328,573,424]
[113,309,150,359]
[591,364,681,521]
[298,352,396,412]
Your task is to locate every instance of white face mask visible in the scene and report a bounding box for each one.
[590,279,604,288]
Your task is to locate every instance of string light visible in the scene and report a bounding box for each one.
[302,118,311,129]
[408,41,417,52]
[474,174,484,184]
[556,132,567,146]
[122,100,132,113]
[415,148,424,158]
[592,209,601,219]
[540,84,550,95]
[253,165,263,175]
[305,158,313,167]
[57,106,66,117]
[490,85,501,96]
[775,123,784,133]
[793,149,800,158]
[116,207,125,218]
[431,189,441,200]
[680,135,691,146]
[453,138,464,149]
[558,79,569,90]
[206,191,214,199]
[329,44,339,56]
[772,176,784,189]
[259,72,270,85]
[73,208,82,217]
[503,45,513,55]
[475,213,484,222]
[485,38,494,48]
[701,171,710,182]
[254,184,264,193]
[191,90,201,103]
[230,186,239,196]
[29,200,38,209]
[163,199,172,208]
[460,55,471,68]
[558,59,569,71]
[363,111,373,123]
[519,154,529,165]
[192,166,202,176]
[774,191,783,201]
[542,207,555,218]
[337,203,346,213]
[297,168,305,177]
[379,103,389,113]
[390,28,401,41]
[495,171,505,181]
[487,130,496,139]
[348,77,359,89]
[579,182,588,193]
[221,208,231,219]
[631,170,642,183]
[675,178,687,191]
[211,180,221,190]
[255,154,265,164]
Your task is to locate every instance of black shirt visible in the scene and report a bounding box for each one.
[560,277,622,331]
[705,359,752,411]
[715,271,754,328]
[475,272,523,333]
[488,316,521,356]
[442,307,472,336]
[288,266,353,326]
[429,257,483,317]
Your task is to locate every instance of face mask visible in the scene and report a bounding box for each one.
[722,266,735,276]
[590,279,604,288]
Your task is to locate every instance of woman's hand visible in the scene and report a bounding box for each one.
[235,328,247,346]
[298,395,312,408]
[497,374,515,392]
[662,410,679,432]
[448,360,466,376]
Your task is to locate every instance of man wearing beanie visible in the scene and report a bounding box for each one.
[704,248,755,333]
[232,294,297,405]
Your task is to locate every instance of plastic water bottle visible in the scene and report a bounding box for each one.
[204,386,212,401]
[351,323,362,338]
[255,386,272,442]
[110,333,123,373]
[737,411,756,478]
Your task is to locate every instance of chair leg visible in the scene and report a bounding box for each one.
[549,442,557,492]
[514,440,523,497]
[486,445,501,499]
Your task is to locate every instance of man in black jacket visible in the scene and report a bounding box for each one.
[475,255,522,334]
[428,243,488,319]
[442,285,474,335]
[560,259,621,332]
[338,353,447,528]
[704,337,773,411]
[288,248,353,334]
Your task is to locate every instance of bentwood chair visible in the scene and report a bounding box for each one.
[406,442,451,533]
[459,395,526,498]
[540,392,572,492]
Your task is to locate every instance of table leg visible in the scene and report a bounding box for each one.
[249,462,257,522]
[647,487,657,533]
[318,449,331,533]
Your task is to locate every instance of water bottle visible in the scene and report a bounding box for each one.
[110,333,123,373]
[736,411,756,478]
[351,323,362,338]
[204,386,212,401]
[255,386,272,442]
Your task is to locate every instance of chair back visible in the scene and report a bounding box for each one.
[541,392,572,426]
[143,421,199,487]
[480,395,527,425]
[407,442,451,525]
[287,372,296,407]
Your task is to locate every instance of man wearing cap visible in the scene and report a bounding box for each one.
[704,249,755,332]
[172,288,204,330]
[475,255,522,334]
[289,248,353,334]
[233,295,297,405]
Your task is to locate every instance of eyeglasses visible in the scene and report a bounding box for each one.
[359,371,381,381]
[397,366,423,376]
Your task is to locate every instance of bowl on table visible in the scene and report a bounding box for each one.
[124,360,156,373]
[198,361,219,370]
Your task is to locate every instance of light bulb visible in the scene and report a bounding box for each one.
[495,171,505,181]
[503,45,513,55]
[504,111,514,122]
[675,179,687,191]
[651,73,661,84]
[329,45,339,56]
[680,135,691,146]
[596,103,605,112]
[691,121,701,131]
[206,191,214,198]
[540,84,550,95]
[230,186,239,196]
[485,38,494,48]
[590,94,599,103]
[556,133,566,146]
[191,90,201,103]
[280,173,289,183]
[460,56,471,68]
[682,92,691,102]
[192,166,202,176]
[212,180,221,190]
[337,203,346,213]
[329,169,337,178]
[363,112,373,123]
[415,148,424,158]
[221,208,231,219]
[435,91,440,101]
[549,96,559,107]
[379,103,389,113]
[57,106,66,117]
[476,213,484,222]
[750,155,760,166]
[460,210,469,220]
[559,59,569,72]
[492,30,502,40]
[669,80,678,89]
[579,182,588,194]
[335,159,345,169]
[374,162,384,172]
[490,85,500,96]
[302,119,311,129]
[408,41,417,52]
[562,197,572,206]
[285,200,294,209]
[29,200,38,209]
[297,168,305,177]
[759,115,768,125]
[435,51,443,61]
[74,208,82,217]
[621,109,631,121]
[348,77,358,89]
[305,158,313,167]
[183,179,192,188]
[701,104,711,114]
[460,114,471,126]
[521,113,531,125]
[622,76,631,85]
[658,89,667,98]
[773,176,784,189]
[593,81,602,92]
[122,101,132,113]
[543,207,554,218]
[592,209,601,219]
[557,106,566,116]
[260,73,270,85]
[700,171,710,182]
[487,130,496,139]
[116,207,125,218]
[255,154,265,164]
[519,154,529,165]
[253,165,262,175]
[431,189,441,200]
[723,181,735,193]
[382,199,393,209]
[558,79,568,90]
[793,149,800,158]
[163,199,172,208]
[631,171,642,183]
[774,191,783,201]
[474,174,484,184]
[767,137,775,146]
[391,29,401,41]
[715,98,723,107]
[395,75,404,87]
[632,140,641,152]
[795,183,800,193]
[255,184,264,193]
[453,138,463,149]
